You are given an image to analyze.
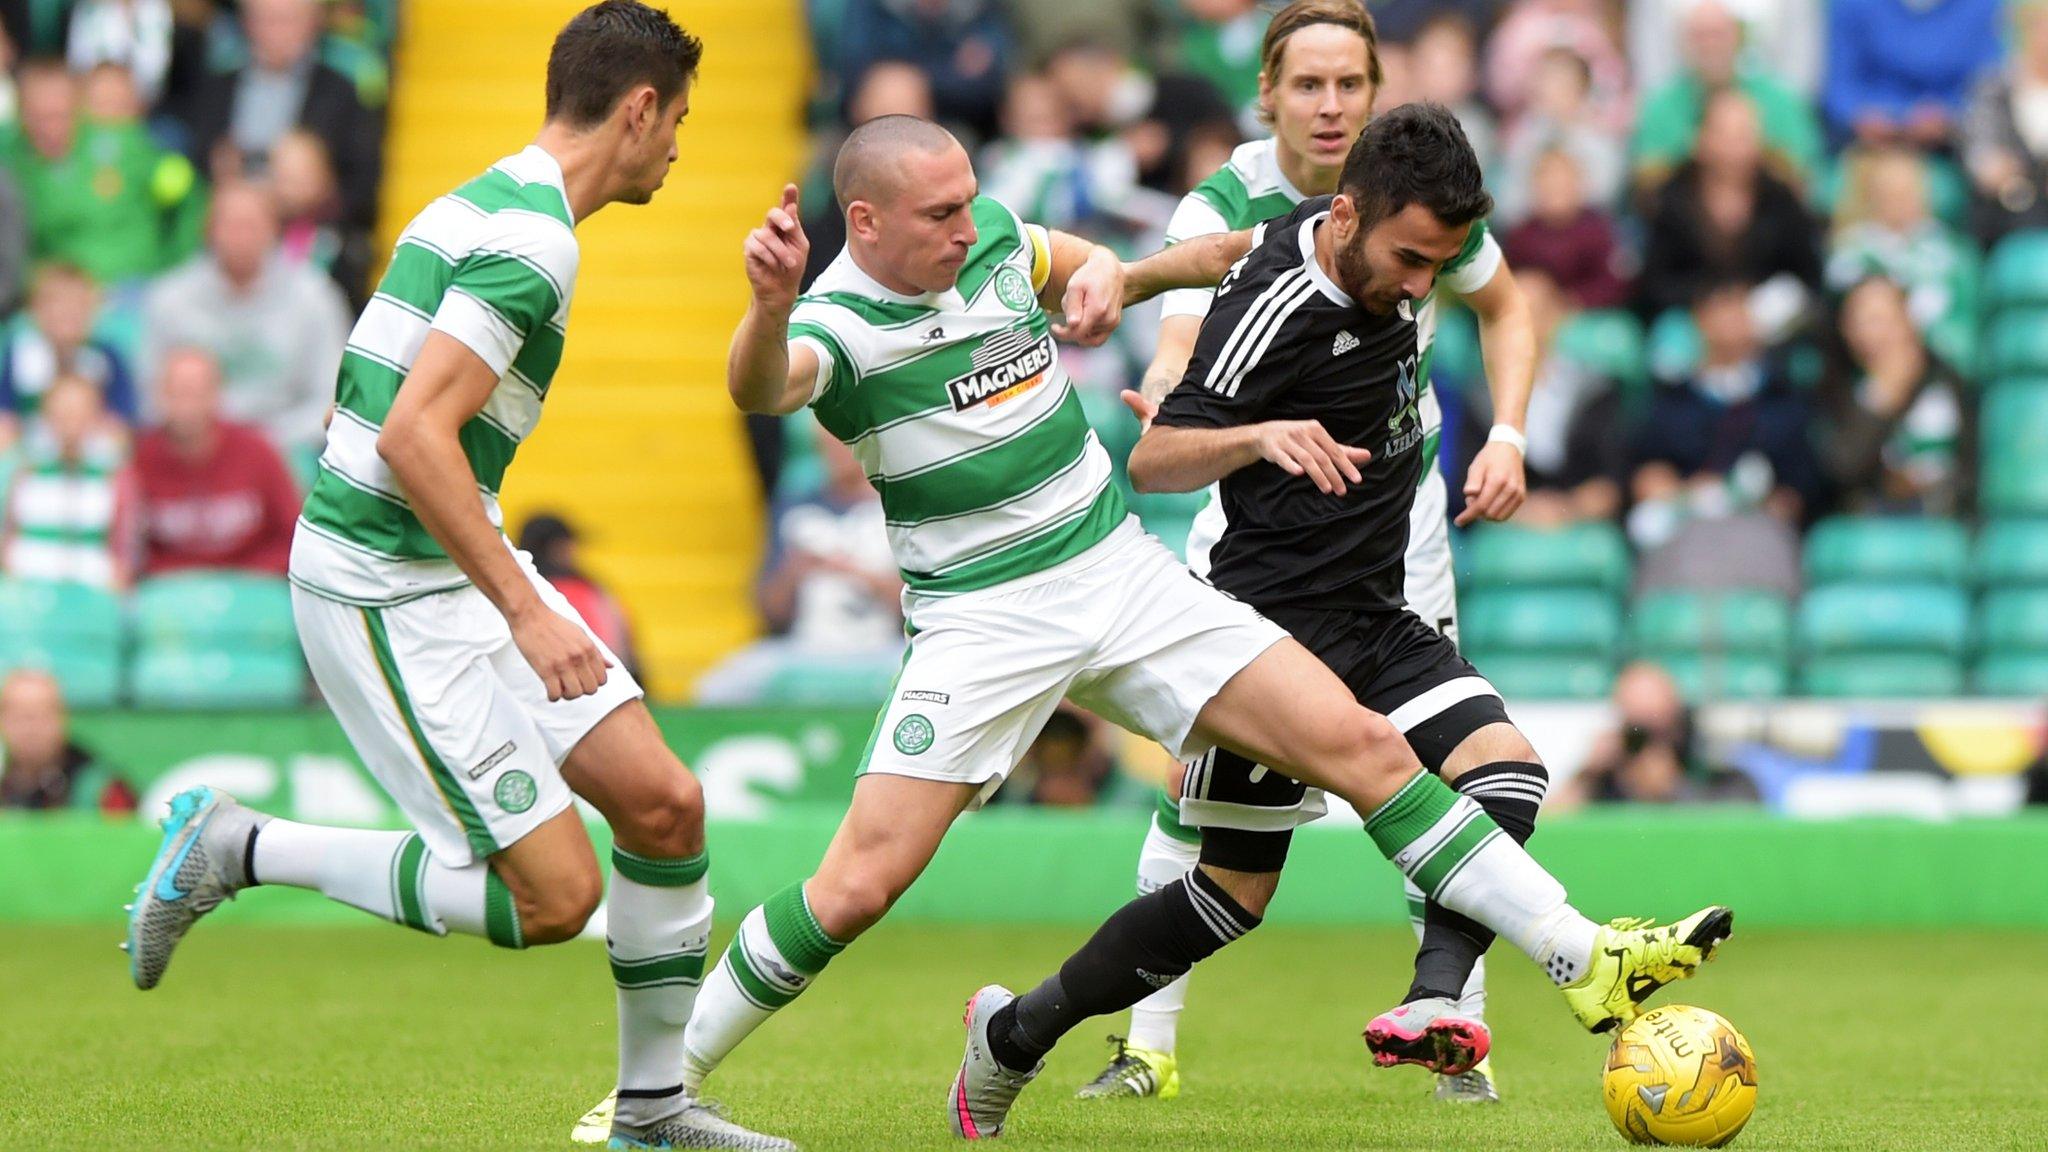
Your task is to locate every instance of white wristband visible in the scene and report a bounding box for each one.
[1486,424,1527,455]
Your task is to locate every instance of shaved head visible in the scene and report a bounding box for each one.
[833,114,960,206]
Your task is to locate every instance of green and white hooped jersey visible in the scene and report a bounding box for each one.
[291,146,578,606]
[1160,138,1504,484]
[790,196,1130,596]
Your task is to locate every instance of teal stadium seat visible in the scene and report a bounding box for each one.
[0,640,122,708]
[1980,386,2048,515]
[776,409,825,500]
[1798,584,1971,658]
[1803,517,1969,587]
[1651,652,1791,700]
[1553,309,1648,388]
[1987,230,2048,309]
[758,656,900,706]
[1429,305,1481,384]
[1976,589,2048,654]
[1464,652,1615,700]
[1460,522,1631,595]
[129,649,306,709]
[1974,652,2048,695]
[1127,490,1203,560]
[0,579,124,706]
[1975,521,2048,587]
[133,573,297,650]
[1800,654,1965,698]
[1988,310,2048,378]
[1462,588,1624,656]
[1630,590,1793,657]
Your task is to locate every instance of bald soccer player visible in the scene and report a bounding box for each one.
[571,113,1734,1144]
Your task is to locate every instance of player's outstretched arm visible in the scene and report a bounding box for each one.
[729,183,822,416]
[1040,228,1125,346]
[1455,262,1533,526]
[1118,230,1254,308]
[1129,419,1373,497]
[379,334,609,702]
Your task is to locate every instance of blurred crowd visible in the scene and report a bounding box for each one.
[0,0,393,591]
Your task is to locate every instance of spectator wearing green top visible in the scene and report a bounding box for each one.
[0,668,137,814]
[1175,0,1271,133]
[1630,0,1824,195]
[1,60,207,287]
[1824,147,1980,366]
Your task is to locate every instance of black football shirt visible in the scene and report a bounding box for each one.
[1155,196,1430,614]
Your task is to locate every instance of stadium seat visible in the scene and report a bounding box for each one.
[133,573,297,650]
[1986,230,2048,309]
[775,409,825,501]
[1629,590,1793,657]
[1651,652,1791,700]
[1981,385,2048,514]
[1975,589,2048,654]
[1646,309,1701,382]
[1430,305,1482,384]
[1988,311,2048,378]
[128,650,307,710]
[1800,654,1965,698]
[0,642,122,709]
[1798,584,1971,658]
[757,656,899,706]
[1553,309,1648,388]
[1464,652,1615,700]
[1803,517,1970,587]
[0,579,124,646]
[1973,652,2048,695]
[1460,522,1632,594]
[1461,589,1624,656]
[1974,520,2048,587]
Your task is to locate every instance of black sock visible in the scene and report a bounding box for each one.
[1404,762,1547,1003]
[987,867,1261,1072]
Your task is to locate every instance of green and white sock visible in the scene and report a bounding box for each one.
[1405,879,1488,1017]
[1366,773,1593,985]
[607,848,713,1125]
[681,881,846,1093]
[251,820,524,948]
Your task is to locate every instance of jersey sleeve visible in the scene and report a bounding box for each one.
[430,218,578,376]
[787,303,851,406]
[1438,219,1503,297]
[1158,192,1233,321]
[1155,260,1300,430]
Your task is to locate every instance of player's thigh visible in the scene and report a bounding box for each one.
[806,771,982,940]
[292,585,575,869]
[1182,636,1414,810]
[1403,471,1460,644]
[1354,612,1514,778]
[559,699,704,860]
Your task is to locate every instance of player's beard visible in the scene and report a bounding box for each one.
[1335,232,1399,315]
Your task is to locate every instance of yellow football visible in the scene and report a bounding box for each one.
[1602,1005,1759,1146]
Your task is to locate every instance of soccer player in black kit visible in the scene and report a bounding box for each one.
[948,104,1735,1138]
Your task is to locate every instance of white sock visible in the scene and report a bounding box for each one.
[252,819,520,947]
[682,884,844,1093]
[1366,774,1594,986]
[1405,878,1489,1020]
[1127,816,1201,1053]
[607,849,714,1125]
[1432,834,1595,985]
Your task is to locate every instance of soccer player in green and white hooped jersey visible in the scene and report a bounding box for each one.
[583,111,1730,1145]
[1090,0,1540,1106]
[124,6,796,1149]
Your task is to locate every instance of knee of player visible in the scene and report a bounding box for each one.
[1328,708,1405,770]
[622,772,707,858]
[517,867,605,946]
[806,871,898,940]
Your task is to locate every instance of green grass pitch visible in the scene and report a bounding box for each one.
[7,922,2044,1150]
